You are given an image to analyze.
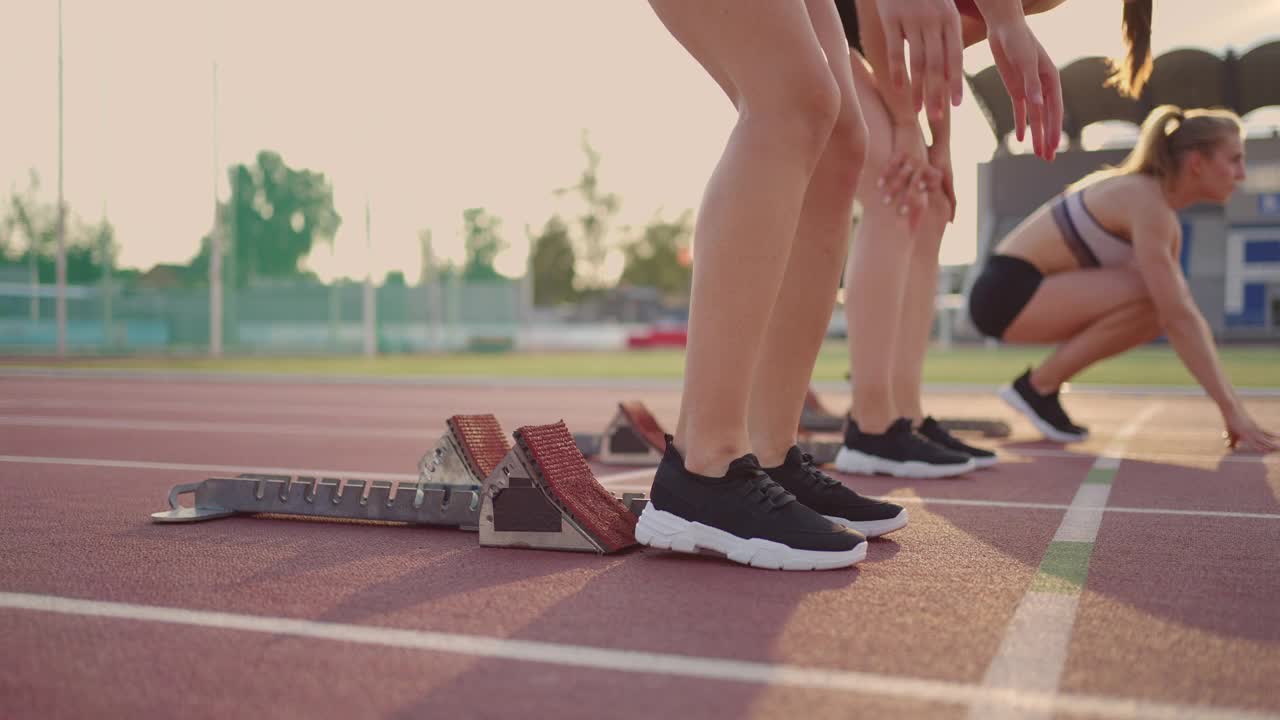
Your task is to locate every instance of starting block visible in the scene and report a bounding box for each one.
[799,387,844,433]
[152,413,648,556]
[572,401,667,465]
[937,417,1011,439]
[481,420,645,554]
[151,413,508,529]
[804,385,1011,439]
[573,399,843,467]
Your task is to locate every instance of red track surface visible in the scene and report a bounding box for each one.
[1,374,1277,719]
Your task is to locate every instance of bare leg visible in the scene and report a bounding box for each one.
[844,59,914,434]
[749,0,867,468]
[1001,264,1153,394]
[649,0,844,476]
[1032,299,1162,390]
[889,207,947,425]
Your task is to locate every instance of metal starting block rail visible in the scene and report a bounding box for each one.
[151,473,483,528]
[152,414,649,555]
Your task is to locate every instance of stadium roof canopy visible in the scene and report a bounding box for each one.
[968,41,1280,154]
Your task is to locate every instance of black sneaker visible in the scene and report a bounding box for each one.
[999,369,1089,443]
[635,436,867,570]
[834,417,976,478]
[918,416,999,469]
[765,446,908,537]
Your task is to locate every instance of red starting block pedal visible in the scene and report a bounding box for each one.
[481,420,646,554]
[570,399,844,467]
[572,401,668,465]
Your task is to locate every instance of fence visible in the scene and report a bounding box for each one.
[0,277,532,355]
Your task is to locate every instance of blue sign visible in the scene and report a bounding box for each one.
[1260,193,1280,216]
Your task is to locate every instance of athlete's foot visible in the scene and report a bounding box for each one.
[834,417,976,478]
[918,416,999,468]
[1000,369,1089,443]
[635,435,867,570]
[764,446,907,537]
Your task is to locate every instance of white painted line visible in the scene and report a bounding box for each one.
[1053,484,1112,543]
[597,468,656,485]
[3,455,1276,521]
[9,367,1280,397]
[879,496,1280,521]
[1,592,1273,720]
[1092,455,1121,471]
[0,415,428,439]
[969,404,1161,720]
[0,454,421,482]
[0,397,441,419]
[973,594,1080,695]
[1011,447,1277,466]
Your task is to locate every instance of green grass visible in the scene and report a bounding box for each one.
[22,343,1280,387]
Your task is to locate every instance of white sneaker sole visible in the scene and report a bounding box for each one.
[833,447,976,478]
[634,507,866,571]
[824,506,908,538]
[971,454,1000,469]
[998,385,1089,443]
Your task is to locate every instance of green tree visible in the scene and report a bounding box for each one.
[619,212,693,299]
[383,270,406,287]
[461,207,505,281]
[211,150,341,287]
[2,173,119,284]
[529,215,576,306]
[555,133,620,290]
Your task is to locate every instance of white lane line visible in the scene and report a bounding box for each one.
[0,455,651,488]
[3,455,1276,521]
[1,592,1274,720]
[0,397,443,419]
[1008,447,1275,466]
[880,496,1280,522]
[0,412,1269,467]
[969,404,1161,720]
[0,415,428,439]
[7,367,1280,396]
[0,454,420,482]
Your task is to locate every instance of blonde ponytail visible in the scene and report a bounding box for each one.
[1103,105,1242,188]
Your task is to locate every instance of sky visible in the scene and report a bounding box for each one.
[2,0,1279,284]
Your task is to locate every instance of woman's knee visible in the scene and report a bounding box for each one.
[743,71,841,169]
[1131,299,1164,339]
[820,101,868,185]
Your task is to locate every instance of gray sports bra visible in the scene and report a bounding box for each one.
[1050,189,1132,268]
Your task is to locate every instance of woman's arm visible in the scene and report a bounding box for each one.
[1133,210,1278,450]
[926,103,956,221]
[969,0,1063,160]
[855,0,941,227]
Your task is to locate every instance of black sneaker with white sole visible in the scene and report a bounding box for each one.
[635,435,867,570]
[765,446,908,538]
[999,369,1089,443]
[918,416,998,468]
[834,417,976,478]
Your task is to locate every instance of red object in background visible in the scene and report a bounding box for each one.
[627,322,688,349]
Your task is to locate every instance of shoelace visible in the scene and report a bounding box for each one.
[898,425,939,451]
[799,453,844,489]
[742,469,796,509]
[922,422,964,448]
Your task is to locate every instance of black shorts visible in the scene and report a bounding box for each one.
[834,0,864,53]
[967,255,1044,340]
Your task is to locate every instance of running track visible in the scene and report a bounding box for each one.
[1,372,1277,719]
